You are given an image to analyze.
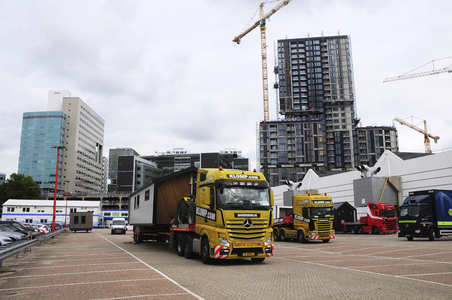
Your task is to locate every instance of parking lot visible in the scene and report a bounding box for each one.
[0,229,451,299]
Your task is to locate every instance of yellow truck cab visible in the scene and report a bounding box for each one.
[274,191,335,243]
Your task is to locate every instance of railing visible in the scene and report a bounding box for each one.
[35,228,66,246]
[0,239,36,268]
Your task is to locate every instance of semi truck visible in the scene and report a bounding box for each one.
[273,191,335,243]
[129,166,274,264]
[343,202,397,234]
[398,190,452,241]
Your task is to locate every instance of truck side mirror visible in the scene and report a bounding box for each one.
[270,190,274,207]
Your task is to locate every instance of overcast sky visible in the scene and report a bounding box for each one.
[1,0,452,178]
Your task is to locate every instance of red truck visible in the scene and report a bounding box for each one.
[343,202,397,234]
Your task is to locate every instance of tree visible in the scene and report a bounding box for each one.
[0,173,44,205]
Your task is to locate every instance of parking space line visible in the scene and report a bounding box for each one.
[0,278,163,292]
[92,292,195,300]
[97,232,205,300]
[1,268,151,279]
[17,261,142,270]
[400,271,452,277]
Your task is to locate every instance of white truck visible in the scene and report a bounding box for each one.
[110,218,127,234]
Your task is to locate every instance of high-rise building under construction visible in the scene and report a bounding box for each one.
[259,35,398,186]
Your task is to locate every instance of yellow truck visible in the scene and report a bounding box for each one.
[273,190,335,243]
[129,166,275,264]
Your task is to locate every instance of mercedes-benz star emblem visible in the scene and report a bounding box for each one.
[243,218,253,228]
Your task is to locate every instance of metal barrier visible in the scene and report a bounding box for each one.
[36,228,66,246]
[0,239,36,268]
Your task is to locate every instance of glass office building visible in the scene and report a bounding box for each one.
[18,111,66,193]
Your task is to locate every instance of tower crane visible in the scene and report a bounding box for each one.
[383,57,452,83]
[393,117,440,153]
[233,0,291,121]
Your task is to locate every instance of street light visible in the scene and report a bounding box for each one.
[64,180,70,228]
[51,145,66,233]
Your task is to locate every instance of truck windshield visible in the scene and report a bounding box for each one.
[217,187,271,210]
[310,207,333,218]
[112,220,126,225]
[399,206,419,218]
[382,209,396,217]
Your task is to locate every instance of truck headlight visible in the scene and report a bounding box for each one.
[264,236,272,246]
[219,237,230,247]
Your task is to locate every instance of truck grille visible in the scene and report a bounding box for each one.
[226,219,268,240]
[316,222,332,231]
[386,220,397,230]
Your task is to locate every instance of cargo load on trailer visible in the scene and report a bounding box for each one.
[343,202,397,234]
[273,189,335,243]
[398,190,452,241]
[128,166,274,264]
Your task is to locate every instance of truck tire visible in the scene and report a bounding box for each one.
[357,227,363,234]
[177,199,190,224]
[372,226,379,234]
[350,227,356,234]
[322,239,330,243]
[184,235,193,259]
[273,228,280,241]
[201,237,212,264]
[176,235,184,256]
[280,229,286,242]
[187,203,196,224]
[406,236,414,241]
[297,231,306,243]
[428,228,435,241]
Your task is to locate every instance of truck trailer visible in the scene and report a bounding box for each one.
[398,190,452,241]
[273,191,335,243]
[343,202,397,234]
[129,166,274,264]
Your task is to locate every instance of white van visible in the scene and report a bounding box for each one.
[110,218,127,234]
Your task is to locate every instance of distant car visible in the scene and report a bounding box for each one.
[0,235,12,246]
[0,221,38,238]
[43,223,63,231]
[32,224,50,234]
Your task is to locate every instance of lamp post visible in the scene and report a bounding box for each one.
[64,180,70,228]
[51,145,66,233]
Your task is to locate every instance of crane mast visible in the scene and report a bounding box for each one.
[233,0,291,121]
[393,117,440,153]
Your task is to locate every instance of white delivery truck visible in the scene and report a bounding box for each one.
[110,218,127,234]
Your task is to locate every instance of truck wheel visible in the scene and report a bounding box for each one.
[350,227,356,234]
[372,226,379,234]
[177,199,191,224]
[187,204,196,224]
[184,235,193,259]
[357,227,363,234]
[176,235,184,256]
[428,228,435,241]
[297,231,306,243]
[406,237,414,241]
[280,230,286,242]
[273,228,280,241]
[251,258,265,263]
[201,238,212,264]
[322,239,330,243]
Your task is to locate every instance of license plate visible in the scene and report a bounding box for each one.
[115,230,122,233]
[233,241,263,248]
[242,253,255,257]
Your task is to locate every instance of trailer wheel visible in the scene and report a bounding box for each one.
[280,230,286,242]
[273,228,280,241]
[357,227,363,234]
[406,237,413,241]
[350,227,356,234]
[184,235,193,259]
[176,235,184,256]
[201,237,212,264]
[428,228,435,241]
[372,226,379,234]
[297,231,306,243]
[322,239,330,243]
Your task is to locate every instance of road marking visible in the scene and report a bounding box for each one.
[1,269,151,279]
[92,292,192,300]
[97,232,205,300]
[17,261,141,270]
